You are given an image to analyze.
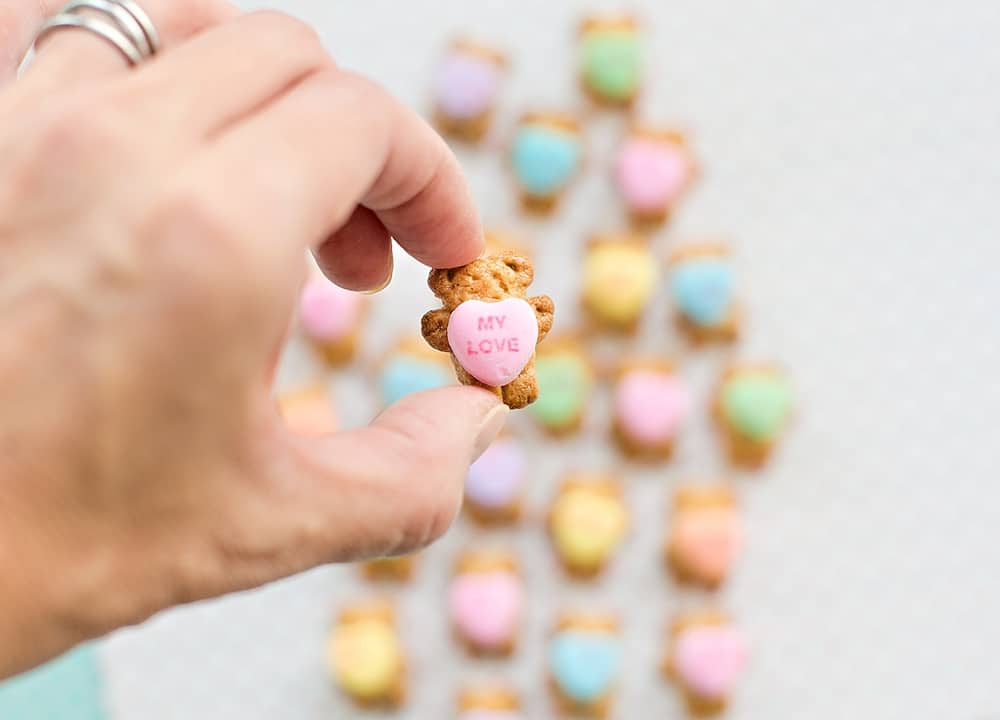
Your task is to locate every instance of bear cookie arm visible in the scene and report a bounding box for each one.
[419,253,555,410]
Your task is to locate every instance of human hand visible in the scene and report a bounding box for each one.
[0,0,505,678]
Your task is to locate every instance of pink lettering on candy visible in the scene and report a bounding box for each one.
[448,299,538,386]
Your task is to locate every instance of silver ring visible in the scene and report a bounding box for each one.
[34,13,144,66]
[28,0,159,68]
[61,0,152,57]
[110,0,160,55]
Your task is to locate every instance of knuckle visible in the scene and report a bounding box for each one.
[32,101,126,165]
[250,10,329,67]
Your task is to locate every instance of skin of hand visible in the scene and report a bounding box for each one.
[0,0,507,679]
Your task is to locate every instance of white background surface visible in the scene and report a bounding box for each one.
[102,1,1000,718]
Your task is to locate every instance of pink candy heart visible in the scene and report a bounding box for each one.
[616,138,691,211]
[675,627,748,699]
[615,370,689,443]
[447,299,538,387]
[298,278,361,341]
[448,571,523,648]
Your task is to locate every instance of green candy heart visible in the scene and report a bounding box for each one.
[721,373,792,441]
[531,353,592,428]
[581,31,640,100]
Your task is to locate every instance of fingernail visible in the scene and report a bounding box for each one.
[471,403,509,461]
[363,254,394,295]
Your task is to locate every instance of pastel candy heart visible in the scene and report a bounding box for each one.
[460,712,521,720]
[549,631,621,702]
[581,31,640,100]
[512,126,581,196]
[615,370,689,444]
[447,298,538,387]
[436,53,500,119]
[583,244,658,324]
[674,508,742,580]
[530,352,592,428]
[299,278,361,341]
[671,260,735,326]
[329,619,401,699]
[675,627,748,699]
[448,571,523,648]
[465,437,526,508]
[379,356,451,406]
[551,488,627,568]
[721,373,791,441]
[616,138,691,210]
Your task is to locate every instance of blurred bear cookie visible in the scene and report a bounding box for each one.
[328,602,405,708]
[511,112,582,213]
[663,610,748,717]
[548,474,627,578]
[581,233,658,332]
[277,384,337,436]
[448,550,524,657]
[464,434,527,525]
[377,336,453,408]
[458,686,522,720]
[612,359,690,461]
[665,485,743,589]
[713,364,792,468]
[360,555,417,583]
[616,127,697,227]
[548,613,622,718]
[433,39,506,142]
[579,13,640,107]
[298,271,365,366]
[421,252,554,409]
[529,335,595,435]
[668,244,740,344]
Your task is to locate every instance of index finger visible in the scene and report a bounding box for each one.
[179,63,483,285]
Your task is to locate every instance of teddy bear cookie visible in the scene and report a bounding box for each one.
[298,271,365,366]
[579,13,640,107]
[548,475,628,578]
[433,39,506,143]
[277,384,337,436]
[361,555,417,582]
[511,112,583,213]
[528,335,595,435]
[420,252,555,409]
[458,687,522,720]
[663,610,748,717]
[464,435,527,525]
[612,360,690,461]
[616,127,697,227]
[665,486,743,589]
[448,550,524,656]
[714,364,792,468]
[669,244,740,343]
[581,234,658,332]
[327,602,405,708]
[548,613,622,718]
[377,336,453,408]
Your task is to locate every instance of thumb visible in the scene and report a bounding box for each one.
[276,385,506,563]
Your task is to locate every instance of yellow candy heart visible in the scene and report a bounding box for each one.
[552,488,627,568]
[328,619,401,698]
[583,244,658,325]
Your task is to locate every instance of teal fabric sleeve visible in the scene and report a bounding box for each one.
[0,645,106,720]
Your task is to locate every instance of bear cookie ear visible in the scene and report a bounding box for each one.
[427,267,454,298]
[498,252,533,282]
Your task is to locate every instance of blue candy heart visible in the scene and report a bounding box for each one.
[549,631,621,703]
[379,357,451,406]
[671,259,735,326]
[512,126,581,196]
